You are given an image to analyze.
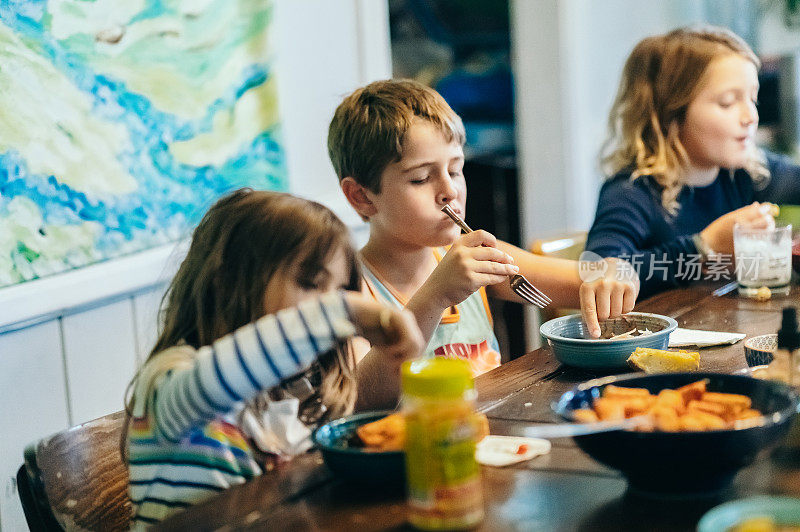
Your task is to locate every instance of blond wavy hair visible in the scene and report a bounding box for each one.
[123,189,359,457]
[601,25,768,214]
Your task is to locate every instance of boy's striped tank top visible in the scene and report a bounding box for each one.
[361,248,501,376]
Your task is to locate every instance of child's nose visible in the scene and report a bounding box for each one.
[741,102,758,126]
[436,175,458,204]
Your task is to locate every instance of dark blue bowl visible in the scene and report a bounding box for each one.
[553,373,799,497]
[312,411,405,487]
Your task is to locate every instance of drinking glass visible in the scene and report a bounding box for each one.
[734,223,792,297]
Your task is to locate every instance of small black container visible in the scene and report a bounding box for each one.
[553,373,799,497]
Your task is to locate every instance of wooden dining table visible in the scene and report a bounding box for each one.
[155,282,800,531]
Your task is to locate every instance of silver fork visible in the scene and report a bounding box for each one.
[441,204,551,308]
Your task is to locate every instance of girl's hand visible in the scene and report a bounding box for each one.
[422,230,519,310]
[699,202,776,255]
[345,293,424,364]
[580,258,639,338]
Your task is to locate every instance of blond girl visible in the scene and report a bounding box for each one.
[587,25,800,297]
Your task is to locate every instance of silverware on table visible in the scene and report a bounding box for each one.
[511,416,647,439]
[712,281,739,297]
[441,204,551,308]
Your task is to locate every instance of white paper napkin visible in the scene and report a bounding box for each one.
[475,436,551,467]
[668,327,746,348]
[240,397,313,458]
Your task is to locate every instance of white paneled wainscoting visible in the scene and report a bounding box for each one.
[0,287,169,530]
[0,246,175,531]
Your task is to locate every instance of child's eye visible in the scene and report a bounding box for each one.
[298,279,319,290]
[410,176,429,184]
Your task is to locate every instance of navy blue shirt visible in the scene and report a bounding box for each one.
[586,151,800,298]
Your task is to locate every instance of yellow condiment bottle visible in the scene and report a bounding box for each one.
[401,358,484,531]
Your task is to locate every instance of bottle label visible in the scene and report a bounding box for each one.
[405,409,484,530]
[408,478,484,530]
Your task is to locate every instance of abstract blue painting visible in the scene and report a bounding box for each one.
[0,0,286,287]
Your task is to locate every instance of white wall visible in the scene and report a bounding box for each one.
[0,1,390,529]
[276,0,391,243]
[0,290,166,531]
[758,4,800,56]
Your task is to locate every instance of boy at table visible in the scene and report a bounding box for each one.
[327,79,640,408]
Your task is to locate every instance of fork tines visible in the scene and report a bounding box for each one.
[510,274,551,308]
[441,203,551,308]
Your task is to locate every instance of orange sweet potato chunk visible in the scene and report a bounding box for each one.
[675,380,707,404]
[585,380,762,433]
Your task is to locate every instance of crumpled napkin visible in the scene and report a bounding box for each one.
[668,327,746,348]
[475,436,551,467]
[240,397,313,458]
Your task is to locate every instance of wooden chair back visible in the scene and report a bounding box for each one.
[17,410,131,531]
[530,231,588,322]
[529,231,587,261]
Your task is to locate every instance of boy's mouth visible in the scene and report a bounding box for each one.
[442,204,463,217]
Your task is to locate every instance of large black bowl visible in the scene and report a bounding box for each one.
[553,373,799,497]
[312,410,405,487]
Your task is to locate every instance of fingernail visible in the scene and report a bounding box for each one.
[506,254,514,263]
[510,265,519,273]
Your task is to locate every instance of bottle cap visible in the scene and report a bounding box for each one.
[777,306,800,350]
[401,358,473,398]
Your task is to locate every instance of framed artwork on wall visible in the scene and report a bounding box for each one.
[0,0,286,293]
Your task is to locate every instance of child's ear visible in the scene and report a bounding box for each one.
[340,177,377,220]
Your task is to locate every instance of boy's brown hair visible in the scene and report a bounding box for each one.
[327,79,466,192]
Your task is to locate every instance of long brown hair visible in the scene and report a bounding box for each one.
[601,25,768,214]
[124,189,360,454]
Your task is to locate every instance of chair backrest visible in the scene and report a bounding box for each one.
[18,410,131,531]
[530,231,588,322]
[529,231,587,261]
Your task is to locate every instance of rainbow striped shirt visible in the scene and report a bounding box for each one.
[128,292,355,527]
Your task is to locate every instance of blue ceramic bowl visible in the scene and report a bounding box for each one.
[312,410,405,487]
[698,496,800,532]
[540,312,678,370]
[553,372,799,497]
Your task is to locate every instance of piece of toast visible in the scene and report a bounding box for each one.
[627,347,700,374]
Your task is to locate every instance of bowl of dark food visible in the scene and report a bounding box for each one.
[553,372,799,497]
[540,312,678,370]
[312,410,405,487]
